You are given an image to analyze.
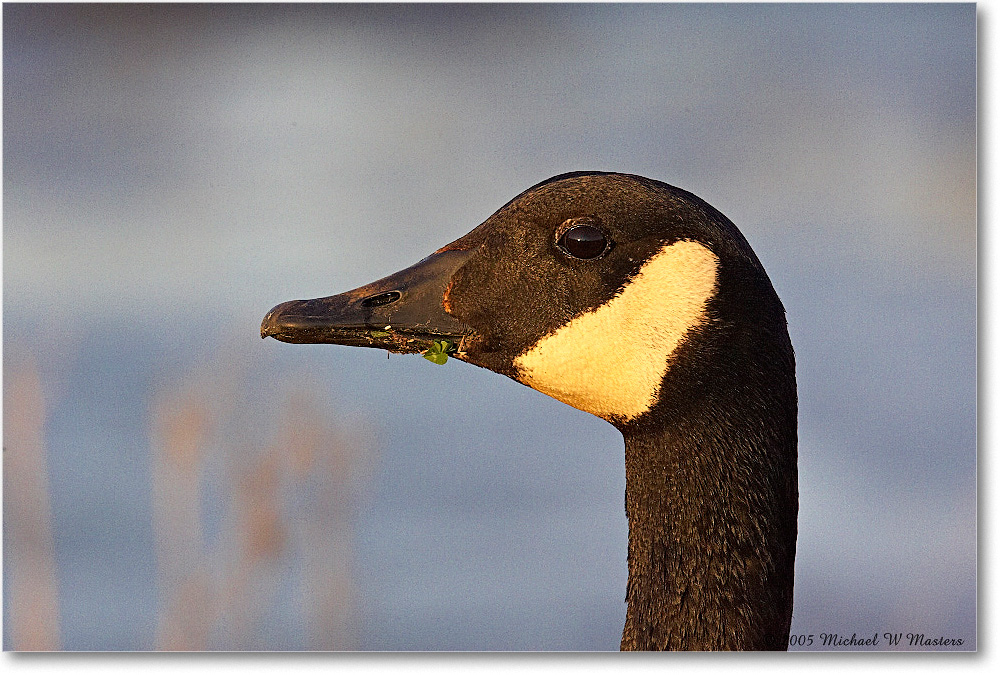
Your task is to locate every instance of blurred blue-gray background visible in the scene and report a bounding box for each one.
[3,3,976,650]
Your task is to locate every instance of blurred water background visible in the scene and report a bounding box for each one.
[2,3,976,650]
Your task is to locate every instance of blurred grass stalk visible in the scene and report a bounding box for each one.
[3,358,62,651]
[4,342,368,650]
[152,364,367,650]
[151,387,216,650]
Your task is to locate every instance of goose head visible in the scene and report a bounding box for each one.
[261,171,798,650]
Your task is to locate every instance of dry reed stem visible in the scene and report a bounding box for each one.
[278,389,364,649]
[4,339,370,650]
[149,359,367,650]
[3,358,61,650]
[151,387,215,650]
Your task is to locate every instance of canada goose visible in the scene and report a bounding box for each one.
[261,172,797,651]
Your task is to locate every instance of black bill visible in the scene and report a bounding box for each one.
[261,247,475,355]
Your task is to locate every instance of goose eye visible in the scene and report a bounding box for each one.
[557,225,609,260]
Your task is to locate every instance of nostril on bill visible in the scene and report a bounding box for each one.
[360,290,402,308]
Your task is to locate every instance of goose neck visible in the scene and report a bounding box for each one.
[619,411,797,651]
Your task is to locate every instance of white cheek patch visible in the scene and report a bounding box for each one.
[513,240,719,422]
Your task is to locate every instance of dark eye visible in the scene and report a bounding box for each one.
[557,224,610,260]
